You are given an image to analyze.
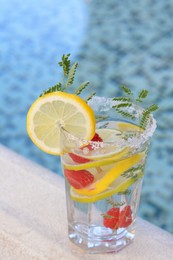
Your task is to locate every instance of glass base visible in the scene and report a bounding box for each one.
[68,223,135,254]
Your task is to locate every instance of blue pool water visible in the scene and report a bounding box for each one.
[1,0,173,233]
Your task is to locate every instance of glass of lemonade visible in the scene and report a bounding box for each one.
[61,96,157,254]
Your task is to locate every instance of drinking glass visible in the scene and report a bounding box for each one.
[61,96,157,254]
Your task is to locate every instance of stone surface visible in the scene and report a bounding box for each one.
[0,145,173,260]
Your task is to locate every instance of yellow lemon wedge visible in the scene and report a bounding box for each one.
[73,152,145,196]
[96,128,121,141]
[70,171,144,203]
[26,92,95,155]
[79,128,128,161]
[62,128,131,170]
[106,121,143,132]
[62,147,129,170]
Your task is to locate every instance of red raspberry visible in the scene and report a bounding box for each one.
[103,208,120,230]
[91,133,103,142]
[64,169,94,189]
[69,133,103,163]
[103,206,133,230]
[119,206,133,228]
[83,133,103,151]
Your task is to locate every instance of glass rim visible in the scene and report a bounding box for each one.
[62,96,157,150]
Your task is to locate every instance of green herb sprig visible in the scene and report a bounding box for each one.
[117,190,131,195]
[40,54,96,100]
[121,165,144,179]
[106,197,125,207]
[113,85,158,129]
[40,54,158,129]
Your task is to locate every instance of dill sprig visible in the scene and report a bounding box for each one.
[40,54,95,100]
[113,85,158,129]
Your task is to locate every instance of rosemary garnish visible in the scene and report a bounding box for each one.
[113,85,158,129]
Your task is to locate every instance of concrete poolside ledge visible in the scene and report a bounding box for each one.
[0,145,173,260]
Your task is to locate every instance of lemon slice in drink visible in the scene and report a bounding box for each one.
[81,128,127,161]
[73,151,145,196]
[96,128,121,141]
[26,92,95,155]
[62,128,130,170]
[63,124,142,167]
[70,171,143,203]
[62,147,129,170]
[106,121,143,132]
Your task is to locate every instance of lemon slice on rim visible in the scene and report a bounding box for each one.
[26,92,95,155]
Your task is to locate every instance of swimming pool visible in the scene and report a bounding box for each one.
[1,0,173,233]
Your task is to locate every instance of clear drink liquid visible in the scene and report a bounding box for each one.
[61,121,148,253]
